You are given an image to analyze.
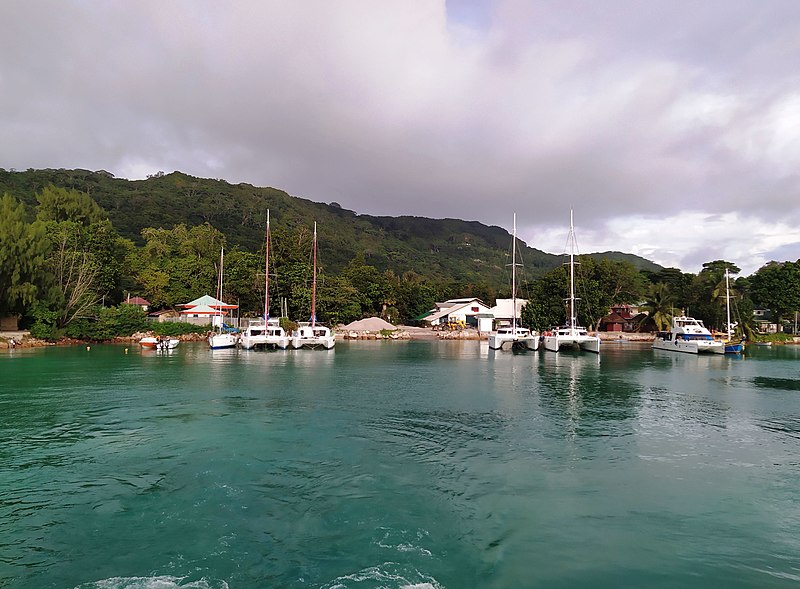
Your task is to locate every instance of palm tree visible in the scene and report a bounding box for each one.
[640,283,674,331]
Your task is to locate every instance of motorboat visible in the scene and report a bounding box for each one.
[139,336,180,350]
[653,316,724,354]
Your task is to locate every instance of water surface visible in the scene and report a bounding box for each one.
[2,342,799,588]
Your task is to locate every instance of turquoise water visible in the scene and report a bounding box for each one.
[2,341,800,588]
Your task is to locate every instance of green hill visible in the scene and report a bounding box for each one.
[0,167,662,287]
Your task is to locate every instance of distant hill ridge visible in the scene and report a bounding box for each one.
[0,168,663,286]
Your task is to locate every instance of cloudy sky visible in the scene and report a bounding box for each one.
[2,1,799,275]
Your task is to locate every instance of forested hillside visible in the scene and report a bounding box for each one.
[0,168,660,284]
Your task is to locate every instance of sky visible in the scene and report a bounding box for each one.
[2,0,799,276]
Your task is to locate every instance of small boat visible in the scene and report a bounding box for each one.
[139,337,180,350]
[653,316,724,354]
[208,247,238,350]
[488,214,539,351]
[291,222,335,350]
[754,341,773,347]
[239,211,290,350]
[542,210,600,354]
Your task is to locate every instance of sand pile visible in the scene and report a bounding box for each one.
[342,317,397,331]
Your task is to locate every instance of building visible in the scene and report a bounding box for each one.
[178,295,239,327]
[123,296,151,312]
[599,304,638,332]
[423,298,492,329]
[489,298,528,332]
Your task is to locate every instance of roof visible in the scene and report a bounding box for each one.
[180,304,221,315]
[436,297,485,309]
[179,294,238,309]
[148,309,178,316]
[124,296,150,305]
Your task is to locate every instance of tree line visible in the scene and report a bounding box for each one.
[2,185,799,340]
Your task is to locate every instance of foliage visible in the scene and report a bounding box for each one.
[0,193,50,316]
[750,261,800,330]
[65,305,149,340]
[150,321,208,336]
[639,283,674,331]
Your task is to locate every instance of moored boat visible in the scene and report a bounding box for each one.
[653,315,724,354]
[488,213,539,351]
[139,336,180,350]
[542,210,600,354]
[208,247,238,350]
[291,222,335,350]
[239,211,289,350]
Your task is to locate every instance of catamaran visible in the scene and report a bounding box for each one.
[239,211,289,350]
[542,210,601,354]
[488,214,539,351]
[291,222,335,350]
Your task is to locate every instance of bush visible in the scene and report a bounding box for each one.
[150,321,208,336]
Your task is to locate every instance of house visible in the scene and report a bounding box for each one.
[423,298,492,329]
[123,296,151,312]
[599,304,638,332]
[179,295,239,327]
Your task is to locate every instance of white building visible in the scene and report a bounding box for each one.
[424,298,492,329]
[490,298,528,328]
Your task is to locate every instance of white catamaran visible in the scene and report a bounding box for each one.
[239,210,290,350]
[488,214,539,351]
[291,222,335,350]
[542,210,601,354]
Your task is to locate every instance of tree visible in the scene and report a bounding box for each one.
[0,193,49,316]
[750,261,800,331]
[36,185,106,225]
[639,283,674,331]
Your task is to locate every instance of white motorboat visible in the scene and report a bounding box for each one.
[488,213,539,351]
[653,315,724,354]
[291,222,335,350]
[542,210,600,354]
[139,337,180,350]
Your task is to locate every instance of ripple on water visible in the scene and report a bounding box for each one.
[320,562,442,589]
[75,576,229,589]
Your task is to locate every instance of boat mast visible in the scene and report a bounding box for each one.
[569,209,576,329]
[264,210,270,321]
[725,267,732,341]
[512,213,517,336]
[311,222,317,328]
[217,247,225,326]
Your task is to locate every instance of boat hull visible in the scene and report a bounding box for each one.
[208,333,238,349]
[652,338,724,354]
[488,333,539,351]
[542,333,600,354]
[139,337,180,350]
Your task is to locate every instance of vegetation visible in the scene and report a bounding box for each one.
[1,168,798,341]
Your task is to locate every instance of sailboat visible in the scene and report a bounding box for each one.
[239,211,290,350]
[488,214,539,351]
[721,268,745,354]
[542,210,601,354]
[291,222,335,350]
[208,247,238,350]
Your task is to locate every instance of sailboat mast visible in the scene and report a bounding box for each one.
[264,210,270,321]
[311,222,317,328]
[725,268,732,340]
[512,213,517,336]
[218,247,225,324]
[569,209,576,329]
